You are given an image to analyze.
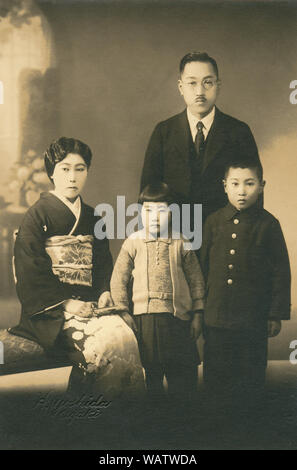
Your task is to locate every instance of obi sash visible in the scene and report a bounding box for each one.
[45,234,94,287]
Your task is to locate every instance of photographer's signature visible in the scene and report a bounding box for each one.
[34,392,111,424]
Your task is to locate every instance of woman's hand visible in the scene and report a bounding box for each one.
[98,291,114,308]
[64,299,94,318]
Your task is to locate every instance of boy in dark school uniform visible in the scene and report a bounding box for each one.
[199,158,291,417]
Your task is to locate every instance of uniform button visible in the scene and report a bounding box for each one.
[227,279,233,285]
[232,233,237,239]
[234,219,239,224]
[228,264,234,269]
[230,249,235,255]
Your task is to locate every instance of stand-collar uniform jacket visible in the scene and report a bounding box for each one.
[200,203,291,330]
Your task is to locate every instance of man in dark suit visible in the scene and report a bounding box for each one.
[140,52,262,223]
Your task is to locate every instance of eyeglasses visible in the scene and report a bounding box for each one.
[182,78,218,90]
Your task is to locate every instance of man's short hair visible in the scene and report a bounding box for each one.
[179,52,219,78]
[224,158,263,182]
[138,181,175,205]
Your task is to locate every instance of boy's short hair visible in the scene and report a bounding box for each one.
[224,158,263,182]
[179,52,219,78]
[44,137,92,179]
[138,182,175,205]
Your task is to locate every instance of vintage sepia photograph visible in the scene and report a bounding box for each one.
[0,0,296,451]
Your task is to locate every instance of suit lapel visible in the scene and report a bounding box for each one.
[202,107,226,173]
[173,110,193,163]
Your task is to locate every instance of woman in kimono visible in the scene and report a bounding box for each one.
[10,137,144,399]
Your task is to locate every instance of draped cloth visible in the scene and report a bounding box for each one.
[59,313,145,400]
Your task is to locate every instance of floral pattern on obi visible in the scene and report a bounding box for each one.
[45,234,94,286]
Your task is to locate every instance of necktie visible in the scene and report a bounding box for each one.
[195,121,205,157]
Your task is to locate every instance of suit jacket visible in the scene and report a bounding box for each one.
[141,107,261,221]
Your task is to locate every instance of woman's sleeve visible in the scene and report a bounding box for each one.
[14,209,71,317]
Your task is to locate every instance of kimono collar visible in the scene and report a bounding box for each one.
[50,190,81,219]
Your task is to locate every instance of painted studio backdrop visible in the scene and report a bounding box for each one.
[0,0,296,371]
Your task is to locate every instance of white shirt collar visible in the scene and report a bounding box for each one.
[187,106,216,141]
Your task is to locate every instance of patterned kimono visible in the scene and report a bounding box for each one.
[11,192,144,399]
